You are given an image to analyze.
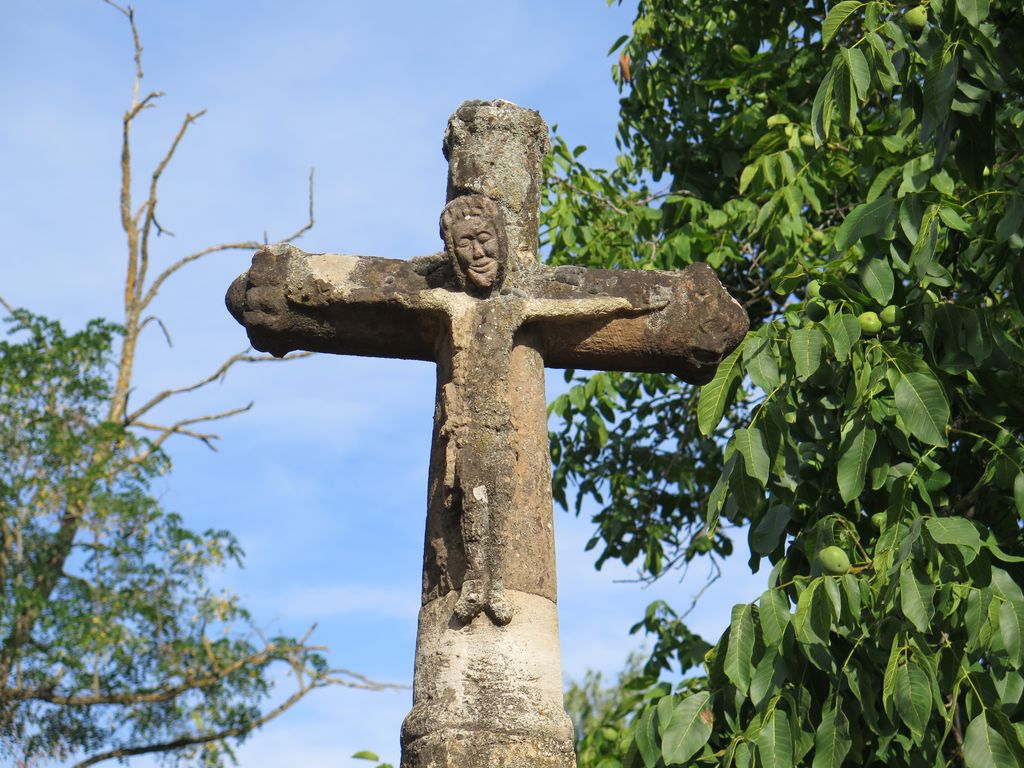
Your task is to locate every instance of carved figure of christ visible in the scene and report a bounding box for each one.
[226,100,747,768]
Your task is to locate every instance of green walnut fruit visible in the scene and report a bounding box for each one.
[805,299,828,322]
[859,311,882,336]
[807,279,822,299]
[801,133,816,147]
[820,282,843,300]
[904,6,928,32]
[810,230,826,243]
[871,511,888,530]
[880,305,901,326]
[818,546,851,575]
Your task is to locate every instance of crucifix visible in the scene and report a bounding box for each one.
[226,100,747,768]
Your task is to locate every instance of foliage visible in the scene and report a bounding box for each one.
[564,653,667,766]
[0,311,330,767]
[352,750,395,768]
[0,4,380,766]
[544,0,1024,765]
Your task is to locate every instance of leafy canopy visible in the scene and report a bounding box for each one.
[545,0,1024,765]
[0,311,333,766]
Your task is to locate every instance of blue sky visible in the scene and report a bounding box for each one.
[1,2,766,765]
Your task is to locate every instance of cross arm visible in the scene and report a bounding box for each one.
[523,262,748,384]
[225,243,451,360]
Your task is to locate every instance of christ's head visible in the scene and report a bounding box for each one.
[440,195,507,292]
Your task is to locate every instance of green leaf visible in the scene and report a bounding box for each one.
[822,1,863,48]
[924,46,958,130]
[790,328,825,382]
[635,707,659,768]
[899,561,936,632]
[837,418,876,503]
[910,205,941,280]
[751,504,792,556]
[894,662,932,741]
[966,587,994,652]
[755,707,794,768]
[997,196,1024,243]
[894,371,949,446]
[867,166,901,202]
[724,603,755,694]
[811,68,836,144]
[744,334,780,392]
[812,701,852,768]
[882,636,901,718]
[824,313,861,363]
[606,34,630,55]
[1015,473,1024,518]
[860,259,895,305]
[698,341,744,435]
[843,47,870,101]
[660,692,713,765]
[925,517,982,555]
[956,0,991,28]
[834,195,895,252]
[706,454,736,535]
[734,427,770,486]
[795,579,830,646]
[739,163,759,194]
[657,695,675,735]
[352,752,381,761]
[999,598,1024,668]
[759,589,791,647]
[964,713,1014,768]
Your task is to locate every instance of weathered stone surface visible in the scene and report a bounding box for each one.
[225,99,749,768]
[443,100,549,268]
[225,249,747,383]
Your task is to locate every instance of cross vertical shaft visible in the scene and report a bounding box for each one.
[405,101,575,767]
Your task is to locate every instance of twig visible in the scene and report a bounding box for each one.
[70,684,318,768]
[136,109,208,299]
[134,403,254,453]
[125,350,311,424]
[138,167,314,313]
[138,315,173,347]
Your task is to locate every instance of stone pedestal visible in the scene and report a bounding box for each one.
[400,592,575,768]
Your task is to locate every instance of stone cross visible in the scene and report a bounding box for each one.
[226,100,747,768]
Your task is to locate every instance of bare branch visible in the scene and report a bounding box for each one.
[152,211,175,237]
[70,683,315,768]
[125,349,311,425]
[137,168,316,312]
[136,109,207,300]
[0,295,14,315]
[139,241,261,313]
[134,403,253,454]
[100,0,131,17]
[61,626,406,768]
[280,167,316,243]
[138,315,173,347]
[325,667,409,691]
[6,637,401,707]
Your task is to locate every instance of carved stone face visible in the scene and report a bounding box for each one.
[451,216,501,289]
[440,195,507,293]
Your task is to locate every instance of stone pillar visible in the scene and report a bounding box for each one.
[401,101,575,768]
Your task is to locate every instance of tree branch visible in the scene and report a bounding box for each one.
[138,167,315,313]
[125,349,312,425]
[70,682,316,768]
[136,109,208,301]
[7,637,401,707]
[133,403,254,454]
